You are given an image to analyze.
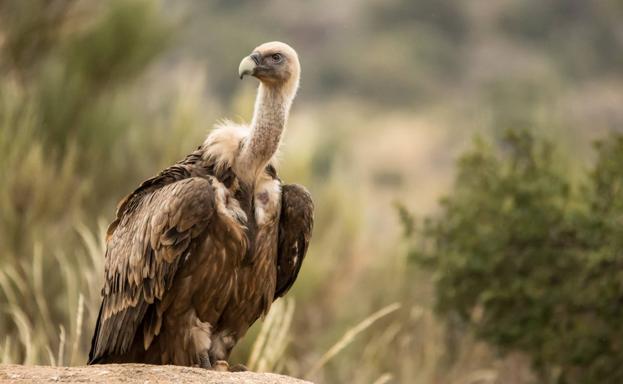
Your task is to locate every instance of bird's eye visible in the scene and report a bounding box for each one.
[271,53,283,63]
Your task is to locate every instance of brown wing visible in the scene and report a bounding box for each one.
[274,184,314,299]
[88,153,216,363]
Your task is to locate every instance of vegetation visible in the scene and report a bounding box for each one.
[408,131,623,383]
[0,0,621,383]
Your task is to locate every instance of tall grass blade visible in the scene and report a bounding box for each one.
[305,302,401,378]
[58,325,66,367]
[70,294,85,366]
[372,373,393,384]
[5,305,33,364]
[247,299,280,370]
[1,337,12,364]
[45,345,56,366]
[32,243,55,341]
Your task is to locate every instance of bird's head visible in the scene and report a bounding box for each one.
[238,42,300,93]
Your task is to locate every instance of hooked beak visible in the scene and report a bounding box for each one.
[238,52,261,79]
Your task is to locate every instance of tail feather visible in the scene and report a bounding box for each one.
[87,301,104,364]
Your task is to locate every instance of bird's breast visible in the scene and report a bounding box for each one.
[254,176,282,227]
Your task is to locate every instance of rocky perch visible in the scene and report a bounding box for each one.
[0,364,313,383]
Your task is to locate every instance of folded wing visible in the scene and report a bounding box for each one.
[89,156,215,363]
[275,184,314,299]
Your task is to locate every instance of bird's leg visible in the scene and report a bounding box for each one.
[189,312,213,369]
[199,352,212,369]
[209,331,240,371]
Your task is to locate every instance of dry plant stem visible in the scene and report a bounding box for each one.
[304,302,401,378]
[247,302,278,370]
[70,294,85,366]
[270,299,295,371]
[247,298,296,372]
[58,325,66,367]
[372,373,394,384]
[45,345,56,366]
[3,339,12,364]
[259,299,295,372]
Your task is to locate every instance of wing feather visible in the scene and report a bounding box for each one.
[275,184,314,299]
[88,154,216,363]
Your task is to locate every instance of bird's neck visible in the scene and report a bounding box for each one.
[238,83,293,183]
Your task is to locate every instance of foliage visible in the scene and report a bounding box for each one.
[499,0,623,77]
[409,130,623,383]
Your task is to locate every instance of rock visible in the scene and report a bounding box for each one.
[0,364,313,383]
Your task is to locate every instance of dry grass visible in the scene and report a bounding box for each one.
[247,298,296,372]
[304,303,401,379]
[0,221,105,366]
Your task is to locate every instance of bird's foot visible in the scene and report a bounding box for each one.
[213,360,230,372]
[229,363,248,372]
[211,360,248,372]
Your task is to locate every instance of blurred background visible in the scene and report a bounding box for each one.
[0,0,622,383]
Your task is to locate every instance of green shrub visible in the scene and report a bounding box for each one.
[408,130,623,383]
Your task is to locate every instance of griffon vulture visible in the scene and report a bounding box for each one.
[88,42,313,371]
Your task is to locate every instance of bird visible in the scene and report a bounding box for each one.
[87,41,313,371]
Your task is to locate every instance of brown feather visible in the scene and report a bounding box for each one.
[275,184,314,299]
[88,150,217,363]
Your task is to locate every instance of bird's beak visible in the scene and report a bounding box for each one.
[238,55,257,80]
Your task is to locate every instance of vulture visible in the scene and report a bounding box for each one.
[88,42,313,371]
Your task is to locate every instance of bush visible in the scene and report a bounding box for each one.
[408,130,623,383]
